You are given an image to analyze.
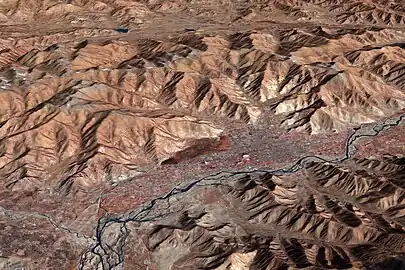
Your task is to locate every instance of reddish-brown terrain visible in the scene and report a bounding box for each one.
[0,0,404,269]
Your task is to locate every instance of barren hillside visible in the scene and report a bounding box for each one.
[0,0,404,269]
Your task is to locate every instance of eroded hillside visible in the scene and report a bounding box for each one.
[79,155,405,269]
[0,0,404,269]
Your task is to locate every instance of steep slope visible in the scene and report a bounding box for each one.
[0,0,404,269]
[0,26,404,196]
[79,155,405,269]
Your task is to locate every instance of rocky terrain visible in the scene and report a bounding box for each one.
[0,0,404,269]
[106,156,405,270]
